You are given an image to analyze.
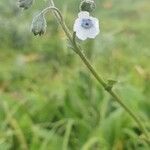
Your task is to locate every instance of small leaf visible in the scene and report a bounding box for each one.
[105,79,117,90]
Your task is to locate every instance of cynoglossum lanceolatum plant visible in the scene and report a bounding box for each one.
[18,0,150,144]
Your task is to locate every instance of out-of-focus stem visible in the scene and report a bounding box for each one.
[3,102,28,150]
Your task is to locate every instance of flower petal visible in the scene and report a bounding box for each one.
[87,27,100,38]
[78,11,89,18]
[76,29,88,40]
[73,18,81,32]
[91,17,99,29]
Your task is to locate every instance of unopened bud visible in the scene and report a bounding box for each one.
[18,0,33,9]
[31,13,47,36]
[80,0,96,12]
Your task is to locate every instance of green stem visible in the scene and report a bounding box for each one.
[75,47,150,141]
[49,0,150,144]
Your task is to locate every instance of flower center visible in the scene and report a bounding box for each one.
[81,19,93,29]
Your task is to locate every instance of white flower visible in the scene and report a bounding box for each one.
[73,11,100,40]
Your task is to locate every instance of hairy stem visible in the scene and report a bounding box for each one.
[75,47,150,142]
[49,0,150,143]
[40,6,63,21]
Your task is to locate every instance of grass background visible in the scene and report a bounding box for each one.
[0,0,150,149]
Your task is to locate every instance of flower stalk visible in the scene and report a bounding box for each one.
[47,0,150,143]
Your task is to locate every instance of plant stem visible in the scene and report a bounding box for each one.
[49,0,150,143]
[75,47,150,141]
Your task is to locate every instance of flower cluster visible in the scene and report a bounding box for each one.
[74,0,100,41]
[18,0,99,40]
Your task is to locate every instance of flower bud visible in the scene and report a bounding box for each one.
[80,0,96,12]
[31,13,47,36]
[18,0,33,9]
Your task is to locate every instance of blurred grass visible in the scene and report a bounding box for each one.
[0,0,150,149]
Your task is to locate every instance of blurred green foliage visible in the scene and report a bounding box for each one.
[0,0,150,149]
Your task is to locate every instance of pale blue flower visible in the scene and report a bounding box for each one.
[73,11,100,40]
